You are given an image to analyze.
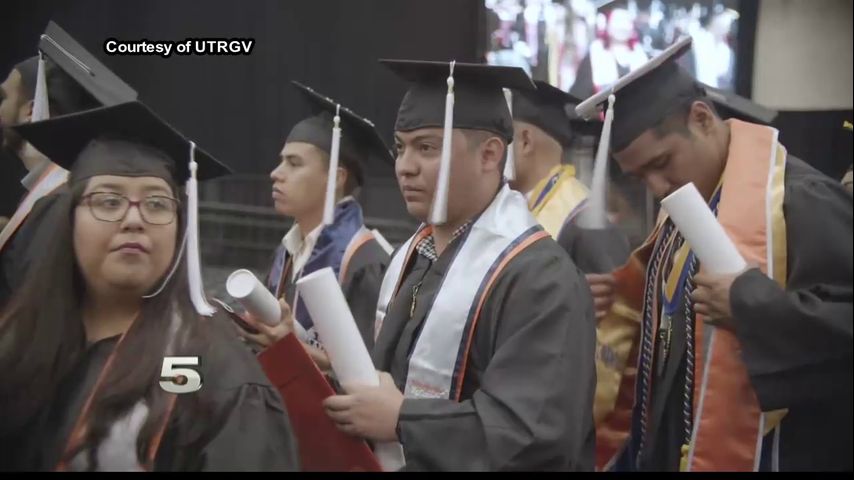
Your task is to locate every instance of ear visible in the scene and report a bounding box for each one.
[480,136,505,173]
[18,99,34,124]
[689,100,717,135]
[335,166,348,194]
[519,127,534,156]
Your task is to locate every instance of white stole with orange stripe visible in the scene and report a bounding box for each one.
[0,162,68,252]
[375,185,540,400]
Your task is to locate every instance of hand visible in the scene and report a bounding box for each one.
[323,372,404,442]
[235,298,333,372]
[237,298,295,348]
[586,273,616,320]
[691,267,751,330]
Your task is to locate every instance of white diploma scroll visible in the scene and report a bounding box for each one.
[226,269,309,341]
[660,183,747,275]
[297,267,406,471]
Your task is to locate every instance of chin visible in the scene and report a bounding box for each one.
[405,202,429,222]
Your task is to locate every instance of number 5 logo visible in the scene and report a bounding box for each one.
[160,356,203,394]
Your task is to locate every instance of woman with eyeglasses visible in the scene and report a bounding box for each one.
[0,102,299,472]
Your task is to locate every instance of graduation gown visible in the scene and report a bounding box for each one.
[266,199,388,351]
[0,185,65,308]
[270,237,387,350]
[373,233,597,471]
[3,314,300,472]
[638,157,853,472]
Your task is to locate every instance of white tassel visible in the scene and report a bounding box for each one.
[430,61,455,225]
[323,105,342,226]
[502,88,516,181]
[21,52,51,160]
[32,52,50,122]
[578,93,615,230]
[186,141,216,316]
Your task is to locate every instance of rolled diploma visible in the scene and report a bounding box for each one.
[660,182,746,274]
[297,267,406,471]
[226,269,309,341]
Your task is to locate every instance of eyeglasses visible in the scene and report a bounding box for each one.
[81,192,180,225]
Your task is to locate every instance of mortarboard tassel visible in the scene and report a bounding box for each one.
[429,61,455,225]
[323,105,342,226]
[32,51,50,122]
[502,88,516,181]
[577,93,615,230]
[21,51,51,160]
[186,141,216,316]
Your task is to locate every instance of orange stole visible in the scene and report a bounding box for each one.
[686,119,787,471]
[595,119,788,471]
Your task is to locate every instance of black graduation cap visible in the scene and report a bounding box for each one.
[380,59,535,142]
[512,80,600,147]
[288,81,394,176]
[702,85,778,126]
[14,21,137,119]
[12,101,231,184]
[380,60,535,224]
[575,36,698,152]
[287,81,393,225]
[13,100,230,317]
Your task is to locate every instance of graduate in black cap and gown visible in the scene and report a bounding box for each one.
[319,60,598,471]
[579,37,852,472]
[0,101,299,471]
[0,21,137,307]
[239,82,391,354]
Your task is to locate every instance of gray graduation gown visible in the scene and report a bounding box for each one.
[373,234,598,471]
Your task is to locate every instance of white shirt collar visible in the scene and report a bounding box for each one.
[280,195,357,279]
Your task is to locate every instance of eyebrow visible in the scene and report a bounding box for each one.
[395,134,442,144]
[89,183,172,196]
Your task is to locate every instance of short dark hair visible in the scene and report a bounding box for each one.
[460,128,508,170]
[317,147,362,197]
[652,95,719,139]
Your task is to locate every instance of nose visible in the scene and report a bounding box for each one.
[120,203,146,232]
[395,149,418,180]
[270,162,285,183]
[645,174,672,201]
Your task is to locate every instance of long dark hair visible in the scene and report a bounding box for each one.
[0,177,209,469]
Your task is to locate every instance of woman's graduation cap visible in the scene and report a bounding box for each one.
[13,101,232,316]
[379,59,535,224]
[287,81,394,225]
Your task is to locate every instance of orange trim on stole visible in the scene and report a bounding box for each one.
[452,230,550,401]
[338,230,376,284]
[688,119,783,471]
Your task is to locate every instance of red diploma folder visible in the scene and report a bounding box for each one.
[258,334,382,472]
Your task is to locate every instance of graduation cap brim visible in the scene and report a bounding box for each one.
[381,59,535,142]
[380,59,536,91]
[12,101,231,182]
[703,85,778,125]
[39,21,138,106]
[576,37,693,119]
[575,37,699,151]
[290,81,394,166]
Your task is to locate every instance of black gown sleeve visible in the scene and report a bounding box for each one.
[730,164,853,411]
